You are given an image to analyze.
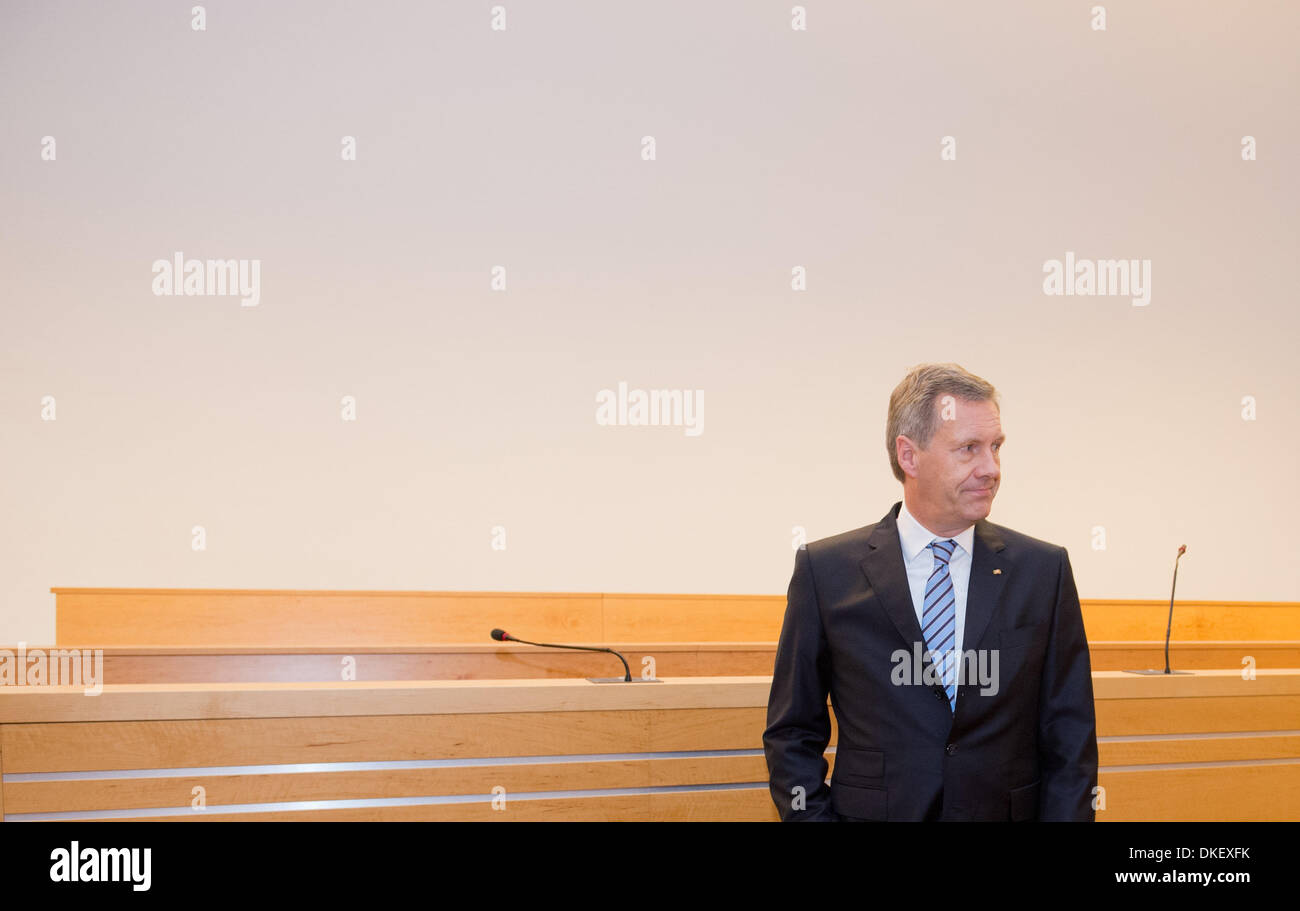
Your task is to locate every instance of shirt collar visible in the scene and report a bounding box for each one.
[897,498,976,563]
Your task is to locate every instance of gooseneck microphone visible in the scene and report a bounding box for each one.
[490,628,634,682]
[1161,544,1188,674]
[1124,544,1192,675]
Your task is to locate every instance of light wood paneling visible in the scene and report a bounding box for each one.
[0,676,774,725]
[1088,642,1300,672]
[54,644,779,684]
[0,705,783,773]
[5,641,1298,685]
[50,588,1300,649]
[1082,601,1300,641]
[1097,695,1300,736]
[1097,763,1300,821]
[12,754,1300,822]
[93,763,1299,821]
[114,788,782,822]
[1090,668,1300,698]
[53,589,604,648]
[4,672,1297,821]
[5,754,781,814]
[601,594,786,642]
[1098,734,1300,765]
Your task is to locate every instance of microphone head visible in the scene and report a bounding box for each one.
[490,628,508,642]
[1177,544,1187,556]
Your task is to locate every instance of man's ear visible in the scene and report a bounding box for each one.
[896,435,920,480]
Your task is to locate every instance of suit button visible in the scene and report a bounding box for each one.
[933,688,946,701]
[945,743,957,756]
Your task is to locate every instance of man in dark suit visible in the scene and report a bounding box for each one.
[763,363,1098,821]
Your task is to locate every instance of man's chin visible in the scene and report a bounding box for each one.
[965,498,994,521]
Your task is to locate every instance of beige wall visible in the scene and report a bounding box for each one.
[1,2,1297,642]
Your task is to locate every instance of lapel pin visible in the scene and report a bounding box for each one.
[993,568,1002,575]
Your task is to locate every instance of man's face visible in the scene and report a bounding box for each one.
[901,397,1004,532]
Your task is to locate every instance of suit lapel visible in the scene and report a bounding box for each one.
[962,519,1009,653]
[858,502,1012,654]
[859,502,926,649]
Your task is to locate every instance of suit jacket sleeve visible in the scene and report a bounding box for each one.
[763,545,837,821]
[1037,546,1099,820]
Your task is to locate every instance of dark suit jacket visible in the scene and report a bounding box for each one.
[763,501,1098,821]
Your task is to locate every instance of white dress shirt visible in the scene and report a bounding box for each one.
[896,499,975,699]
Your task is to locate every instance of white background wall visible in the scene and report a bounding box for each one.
[2,1,1297,643]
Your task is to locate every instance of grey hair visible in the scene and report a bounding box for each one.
[886,363,999,483]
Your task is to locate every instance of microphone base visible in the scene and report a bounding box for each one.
[1121,669,1195,675]
[585,677,663,684]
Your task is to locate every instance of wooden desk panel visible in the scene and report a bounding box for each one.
[52,587,1300,648]
[36,644,781,684]
[2,672,1297,822]
[10,642,1297,684]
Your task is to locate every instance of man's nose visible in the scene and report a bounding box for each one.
[977,450,1000,478]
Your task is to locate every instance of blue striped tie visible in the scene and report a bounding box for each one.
[922,539,958,711]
